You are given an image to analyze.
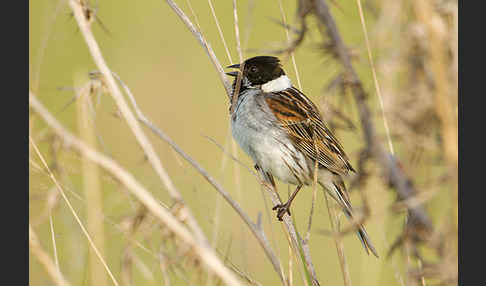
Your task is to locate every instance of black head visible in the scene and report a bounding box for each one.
[226,56,285,86]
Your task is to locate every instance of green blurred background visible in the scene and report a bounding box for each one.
[29,0,457,285]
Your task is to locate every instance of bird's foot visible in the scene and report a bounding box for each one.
[272,202,291,221]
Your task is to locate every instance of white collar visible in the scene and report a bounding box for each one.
[261,75,292,92]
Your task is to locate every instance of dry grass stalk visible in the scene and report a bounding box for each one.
[30,0,458,284]
[207,0,233,64]
[30,224,71,286]
[67,0,209,247]
[112,72,287,284]
[354,0,394,155]
[232,0,243,63]
[29,135,120,286]
[206,135,229,286]
[48,211,59,271]
[164,0,233,99]
[163,0,321,283]
[312,0,433,236]
[288,244,293,286]
[231,0,250,276]
[225,261,263,286]
[30,92,245,286]
[256,168,321,286]
[324,193,352,286]
[75,76,107,286]
[31,0,66,93]
[412,0,458,168]
[279,0,457,284]
[277,0,303,90]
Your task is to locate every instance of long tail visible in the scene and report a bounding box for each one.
[347,211,379,258]
[320,179,379,258]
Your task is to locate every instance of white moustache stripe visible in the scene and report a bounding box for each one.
[261,75,292,92]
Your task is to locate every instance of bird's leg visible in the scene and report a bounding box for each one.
[255,165,283,201]
[272,184,303,221]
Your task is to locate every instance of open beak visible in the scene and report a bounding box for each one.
[225,71,239,77]
[225,63,241,77]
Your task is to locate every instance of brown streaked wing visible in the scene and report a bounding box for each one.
[264,87,355,175]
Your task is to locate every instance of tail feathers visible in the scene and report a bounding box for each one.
[320,179,379,257]
[344,208,379,258]
[356,225,379,258]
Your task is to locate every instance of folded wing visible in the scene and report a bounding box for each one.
[264,87,355,176]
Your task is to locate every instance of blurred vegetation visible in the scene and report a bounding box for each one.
[29,0,458,285]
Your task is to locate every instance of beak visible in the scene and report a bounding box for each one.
[226,63,241,77]
[226,63,240,69]
[225,71,239,77]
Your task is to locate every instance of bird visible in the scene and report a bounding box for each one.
[225,55,378,257]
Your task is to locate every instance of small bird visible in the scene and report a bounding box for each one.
[226,56,378,257]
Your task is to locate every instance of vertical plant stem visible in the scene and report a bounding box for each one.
[207,0,233,64]
[277,0,302,90]
[30,135,120,286]
[232,0,243,63]
[355,0,394,155]
[49,212,60,271]
[207,130,230,286]
[412,0,458,168]
[30,225,71,286]
[231,0,247,272]
[114,75,287,283]
[68,0,209,246]
[76,77,107,286]
[324,193,352,286]
[313,0,433,232]
[288,244,293,286]
[30,93,245,286]
[258,175,320,286]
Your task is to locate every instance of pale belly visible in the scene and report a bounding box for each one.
[232,115,311,185]
[231,89,316,185]
[253,136,311,185]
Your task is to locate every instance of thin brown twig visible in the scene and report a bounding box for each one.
[230,61,245,117]
[412,0,457,168]
[312,0,433,234]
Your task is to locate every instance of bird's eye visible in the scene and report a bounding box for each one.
[250,66,258,73]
